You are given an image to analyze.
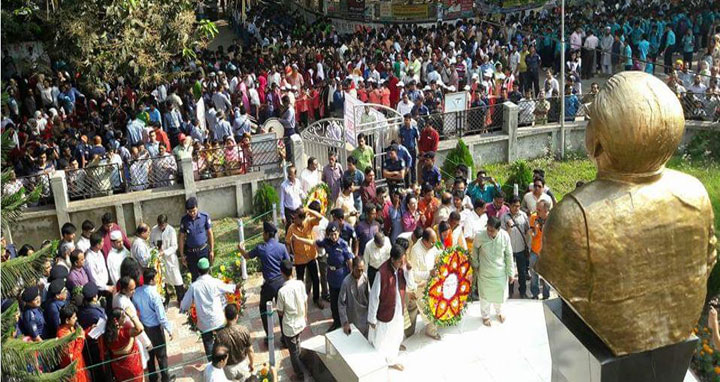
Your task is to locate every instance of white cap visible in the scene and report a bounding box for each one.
[423,85,431,91]
[472,73,479,79]
[447,85,456,91]
[110,230,122,241]
[397,81,405,87]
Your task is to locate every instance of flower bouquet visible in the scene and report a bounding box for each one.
[255,363,274,382]
[211,260,247,314]
[422,246,473,327]
[186,303,199,332]
[148,249,166,298]
[303,182,331,215]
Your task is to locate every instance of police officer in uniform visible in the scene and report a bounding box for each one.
[77,283,109,382]
[237,221,290,343]
[179,197,214,282]
[19,286,45,341]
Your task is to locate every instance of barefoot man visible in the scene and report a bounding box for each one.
[473,216,516,326]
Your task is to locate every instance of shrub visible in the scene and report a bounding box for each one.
[685,131,720,162]
[501,159,534,198]
[253,182,279,219]
[441,139,474,182]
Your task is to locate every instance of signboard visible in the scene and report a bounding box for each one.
[440,0,474,20]
[379,1,392,19]
[347,0,365,17]
[443,91,469,113]
[476,0,549,14]
[344,93,363,147]
[391,3,429,20]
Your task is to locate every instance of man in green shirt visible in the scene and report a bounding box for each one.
[351,133,374,173]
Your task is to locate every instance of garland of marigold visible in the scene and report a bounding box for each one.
[421,246,474,328]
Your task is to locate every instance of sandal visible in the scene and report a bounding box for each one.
[498,314,506,323]
[482,318,492,327]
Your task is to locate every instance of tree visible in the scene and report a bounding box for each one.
[52,0,218,92]
[441,139,475,183]
[0,130,81,382]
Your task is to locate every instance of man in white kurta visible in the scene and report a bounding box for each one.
[473,217,515,326]
[150,215,185,305]
[368,245,409,371]
[407,229,442,339]
[107,230,130,285]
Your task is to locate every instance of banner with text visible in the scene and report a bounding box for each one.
[344,93,363,147]
[391,3,429,20]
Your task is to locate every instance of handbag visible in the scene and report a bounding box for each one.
[509,214,531,260]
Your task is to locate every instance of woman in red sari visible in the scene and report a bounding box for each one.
[104,308,145,382]
[57,304,89,382]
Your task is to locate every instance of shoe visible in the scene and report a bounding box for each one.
[542,295,549,300]
[531,296,539,300]
[322,295,331,302]
[399,344,407,351]
[290,373,305,381]
[498,314,506,323]
[314,300,325,309]
[482,318,492,327]
[390,364,404,371]
[326,324,340,333]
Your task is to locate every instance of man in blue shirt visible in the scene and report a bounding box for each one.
[42,279,67,339]
[315,223,354,332]
[638,34,650,71]
[398,115,419,183]
[382,146,406,193]
[127,115,146,147]
[343,157,365,213]
[564,85,581,121]
[133,268,174,382]
[179,197,214,281]
[331,208,358,256]
[163,102,183,147]
[681,29,695,69]
[77,283,109,382]
[467,169,501,204]
[238,221,290,341]
[420,151,442,192]
[662,25,676,74]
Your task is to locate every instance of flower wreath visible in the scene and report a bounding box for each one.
[422,246,473,327]
[303,182,331,216]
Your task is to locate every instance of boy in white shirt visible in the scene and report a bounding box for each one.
[276,260,308,381]
[204,345,231,382]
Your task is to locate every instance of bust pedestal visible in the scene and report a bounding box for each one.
[543,298,699,382]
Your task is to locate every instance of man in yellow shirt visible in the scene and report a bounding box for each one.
[286,207,325,309]
[529,200,550,300]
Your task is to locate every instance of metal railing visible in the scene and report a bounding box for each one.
[66,163,124,200]
[7,173,54,206]
[126,155,182,191]
[680,93,720,122]
[193,138,284,180]
[415,103,504,139]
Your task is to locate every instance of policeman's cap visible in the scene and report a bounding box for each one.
[22,286,40,303]
[82,283,99,300]
[48,279,66,296]
[49,265,69,282]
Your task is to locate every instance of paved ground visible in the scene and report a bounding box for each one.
[167,274,335,381]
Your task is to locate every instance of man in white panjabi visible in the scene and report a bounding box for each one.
[368,244,410,371]
[472,216,516,327]
[150,214,185,305]
[407,228,442,340]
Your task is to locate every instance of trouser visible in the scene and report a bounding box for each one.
[145,325,170,382]
[165,284,186,306]
[283,332,304,376]
[297,259,320,302]
[408,148,417,184]
[664,49,674,74]
[330,287,341,329]
[683,51,693,69]
[83,337,109,382]
[185,245,209,282]
[480,298,503,320]
[284,136,294,164]
[404,290,438,338]
[368,266,378,287]
[284,207,295,232]
[582,48,594,79]
[224,359,251,381]
[528,71,540,96]
[201,330,215,362]
[529,252,550,299]
[508,251,528,298]
[260,277,285,338]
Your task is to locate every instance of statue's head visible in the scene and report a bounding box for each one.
[586,72,685,175]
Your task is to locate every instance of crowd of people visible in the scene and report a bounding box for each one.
[3,0,720,380]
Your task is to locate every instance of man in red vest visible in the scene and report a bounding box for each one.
[368,244,409,371]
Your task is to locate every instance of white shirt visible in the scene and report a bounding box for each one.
[299,168,321,194]
[279,179,305,218]
[276,279,307,337]
[131,238,152,268]
[76,236,91,253]
[212,92,232,114]
[106,247,130,285]
[204,363,231,382]
[463,210,488,239]
[84,248,110,291]
[584,34,599,50]
[364,237,391,270]
[396,100,413,116]
[150,225,178,258]
[409,240,440,285]
[180,274,236,332]
[522,191,554,214]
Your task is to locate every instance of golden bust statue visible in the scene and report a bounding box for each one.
[538,72,717,356]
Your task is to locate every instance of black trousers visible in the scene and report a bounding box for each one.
[297,260,320,302]
[330,287,341,329]
[284,207,295,232]
[145,325,170,382]
[528,71,540,96]
[83,338,109,382]
[260,277,285,338]
[664,49,674,73]
[165,284,186,306]
[185,245,209,282]
[283,332,304,377]
[368,266,378,287]
[509,251,529,298]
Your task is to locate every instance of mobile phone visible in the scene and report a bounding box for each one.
[156,240,163,249]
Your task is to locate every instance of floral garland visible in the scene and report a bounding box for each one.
[255,363,274,382]
[422,246,473,327]
[148,249,166,298]
[185,256,246,333]
[303,182,331,216]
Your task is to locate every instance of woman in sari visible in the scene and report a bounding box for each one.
[223,136,241,176]
[57,304,89,382]
[104,308,145,382]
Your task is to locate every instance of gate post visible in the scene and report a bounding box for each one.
[290,134,305,171]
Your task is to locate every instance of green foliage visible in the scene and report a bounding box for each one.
[53,0,217,91]
[253,182,280,220]
[500,159,534,198]
[684,131,720,163]
[440,139,474,182]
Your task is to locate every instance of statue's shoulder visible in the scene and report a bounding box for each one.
[661,169,712,211]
